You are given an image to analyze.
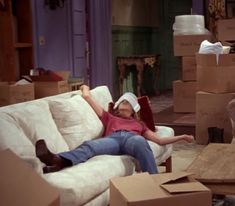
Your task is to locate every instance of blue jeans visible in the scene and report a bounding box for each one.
[59,131,158,174]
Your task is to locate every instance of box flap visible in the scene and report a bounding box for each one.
[158,171,193,185]
[110,173,159,202]
[161,182,210,194]
[0,149,60,206]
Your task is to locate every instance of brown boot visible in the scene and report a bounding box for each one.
[35,139,71,173]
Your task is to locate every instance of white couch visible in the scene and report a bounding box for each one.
[0,85,174,206]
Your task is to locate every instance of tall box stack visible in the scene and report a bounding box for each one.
[173,15,211,113]
[217,18,235,44]
[195,53,235,144]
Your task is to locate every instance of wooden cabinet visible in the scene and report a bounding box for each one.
[0,0,33,81]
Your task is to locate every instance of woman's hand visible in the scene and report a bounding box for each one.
[182,134,194,143]
[80,85,104,118]
[80,85,90,99]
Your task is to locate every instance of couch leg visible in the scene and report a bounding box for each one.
[165,156,172,173]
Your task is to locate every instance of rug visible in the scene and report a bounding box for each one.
[149,91,173,113]
[173,113,196,125]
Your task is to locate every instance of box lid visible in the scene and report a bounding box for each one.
[157,171,193,185]
[0,149,60,206]
[161,182,210,193]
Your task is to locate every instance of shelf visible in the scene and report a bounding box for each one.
[14,43,32,48]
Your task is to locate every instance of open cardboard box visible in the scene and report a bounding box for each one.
[110,172,211,206]
[0,82,35,106]
[0,149,60,206]
[196,53,235,93]
[32,71,70,98]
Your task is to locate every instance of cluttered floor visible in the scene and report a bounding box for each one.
[149,91,235,206]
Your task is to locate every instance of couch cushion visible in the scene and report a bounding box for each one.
[43,155,135,206]
[2,100,69,153]
[49,95,104,150]
[0,112,35,157]
[90,86,113,111]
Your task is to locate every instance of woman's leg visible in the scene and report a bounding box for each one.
[121,135,158,174]
[36,137,121,173]
[59,137,121,165]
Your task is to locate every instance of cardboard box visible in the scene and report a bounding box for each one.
[32,70,70,98]
[196,53,235,93]
[0,82,34,106]
[182,56,197,81]
[110,172,211,206]
[34,81,69,98]
[173,80,197,113]
[173,34,212,56]
[217,19,235,41]
[196,91,235,144]
[0,149,60,206]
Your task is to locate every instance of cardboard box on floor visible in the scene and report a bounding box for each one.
[110,172,211,206]
[0,149,60,206]
[34,71,70,98]
[182,56,197,81]
[196,53,235,93]
[0,82,34,106]
[217,19,235,41]
[173,80,197,113]
[196,91,235,144]
[173,33,212,56]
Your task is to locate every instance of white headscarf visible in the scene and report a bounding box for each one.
[114,92,140,113]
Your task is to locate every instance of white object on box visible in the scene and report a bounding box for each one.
[173,15,210,35]
[222,46,231,54]
[14,79,32,85]
[199,40,223,64]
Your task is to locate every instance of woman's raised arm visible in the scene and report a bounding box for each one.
[80,85,104,117]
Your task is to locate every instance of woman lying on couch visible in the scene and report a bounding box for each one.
[36,85,194,174]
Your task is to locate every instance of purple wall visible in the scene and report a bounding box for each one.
[192,0,204,15]
[32,0,73,72]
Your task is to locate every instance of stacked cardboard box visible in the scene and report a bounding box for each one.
[0,82,35,106]
[172,33,211,113]
[195,53,235,144]
[32,71,70,99]
[217,18,235,43]
[195,19,235,144]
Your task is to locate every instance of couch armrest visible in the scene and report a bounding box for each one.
[155,125,175,137]
[155,125,174,172]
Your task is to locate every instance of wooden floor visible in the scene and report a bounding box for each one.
[153,106,195,136]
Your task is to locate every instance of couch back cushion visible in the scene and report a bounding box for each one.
[90,86,113,111]
[1,100,69,153]
[49,95,103,150]
[0,113,35,157]
[48,86,113,150]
